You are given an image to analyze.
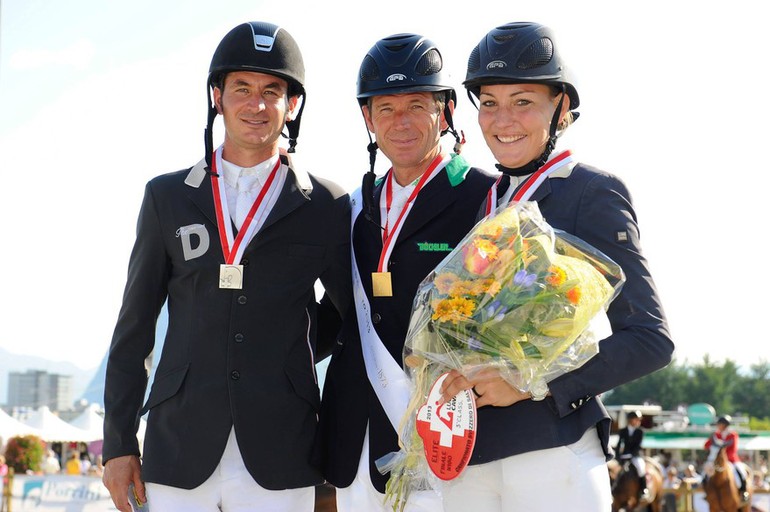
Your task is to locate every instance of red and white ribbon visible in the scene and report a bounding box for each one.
[485,150,573,216]
[377,153,447,272]
[210,146,282,265]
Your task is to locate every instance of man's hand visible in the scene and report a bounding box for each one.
[439,367,531,408]
[102,455,145,512]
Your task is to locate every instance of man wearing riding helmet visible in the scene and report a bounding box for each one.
[102,21,351,512]
[437,22,674,511]
[705,415,750,502]
[316,33,495,511]
[615,410,651,502]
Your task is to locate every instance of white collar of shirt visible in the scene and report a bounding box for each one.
[220,155,280,192]
[220,154,282,227]
[380,152,449,231]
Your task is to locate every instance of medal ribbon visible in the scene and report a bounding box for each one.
[377,153,446,272]
[484,150,573,216]
[210,146,281,264]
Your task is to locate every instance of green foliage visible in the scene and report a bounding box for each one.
[4,434,46,473]
[605,356,770,423]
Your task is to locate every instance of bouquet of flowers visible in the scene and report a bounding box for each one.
[380,200,625,511]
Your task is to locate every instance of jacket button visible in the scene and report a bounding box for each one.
[231,371,240,380]
[372,313,382,324]
[241,258,249,266]
[234,333,244,343]
[237,295,247,304]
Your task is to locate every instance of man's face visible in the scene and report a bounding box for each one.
[363,92,447,176]
[214,70,297,164]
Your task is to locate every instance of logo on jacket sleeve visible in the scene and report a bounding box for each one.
[177,224,210,261]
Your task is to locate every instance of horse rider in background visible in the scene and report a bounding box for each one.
[704,415,750,502]
[615,410,651,502]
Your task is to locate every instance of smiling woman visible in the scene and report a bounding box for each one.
[427,21,675,512]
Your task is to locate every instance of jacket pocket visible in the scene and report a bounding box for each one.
[285,361,321,412]
[140,363,190,415]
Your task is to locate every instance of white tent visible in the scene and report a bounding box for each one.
[67,404,104,442]
[0,407,42,445]
[21,406,98,443]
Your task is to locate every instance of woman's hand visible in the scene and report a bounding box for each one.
[439,367,534,408]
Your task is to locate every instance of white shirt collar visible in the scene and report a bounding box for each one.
[220,155,280,191]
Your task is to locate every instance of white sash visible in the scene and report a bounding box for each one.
[350,189,411,432]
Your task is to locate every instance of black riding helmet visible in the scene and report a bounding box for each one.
[717,415,732,426]
[204,21,306,168]
[627,410,643,420]
[464,22,579,176]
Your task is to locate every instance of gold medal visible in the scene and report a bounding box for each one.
[219,264,244,289]
[372,271,393,297]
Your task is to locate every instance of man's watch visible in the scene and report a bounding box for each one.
[529,381,549,401]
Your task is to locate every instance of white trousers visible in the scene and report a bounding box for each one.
[442,428,612,512]
[145,427,314,512]
[336,425,444,512]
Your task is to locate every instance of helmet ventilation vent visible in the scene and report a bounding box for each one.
[359,55,380,82]
[517,37,553,70]
[416,48,442,76]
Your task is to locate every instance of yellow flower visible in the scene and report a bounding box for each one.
[539,318,575,337]
[434,272,459,294]
[448,280,474,297]
[471,278,502,297]
[432,297,476,324]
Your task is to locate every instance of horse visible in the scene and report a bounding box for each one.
[703,443,753,512]
[610,456,664,512]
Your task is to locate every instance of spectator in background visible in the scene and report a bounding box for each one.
[752,472,769,492]
[661,466,682,512]
[79,452,92,475]
[65,451,81,475]
[41,449,61,474]
[682,464,702,487]
[0,455,8,477]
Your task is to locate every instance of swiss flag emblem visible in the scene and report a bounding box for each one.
[415,372,477,481]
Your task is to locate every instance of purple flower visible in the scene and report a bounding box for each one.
[467,337,484,351]
[514,269,537,288]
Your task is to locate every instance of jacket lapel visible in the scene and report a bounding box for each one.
[259,166,311,233]
[184,158,218,227]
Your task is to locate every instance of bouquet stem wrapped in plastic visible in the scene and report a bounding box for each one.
[380,201,625,511]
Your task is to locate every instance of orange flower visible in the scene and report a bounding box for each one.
[463,238,500,275]
[546,265,567,287]
[566,287,581,304]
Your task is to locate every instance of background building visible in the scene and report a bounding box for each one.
[7,369,73,412]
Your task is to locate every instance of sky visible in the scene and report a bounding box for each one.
[1,0,768,373]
